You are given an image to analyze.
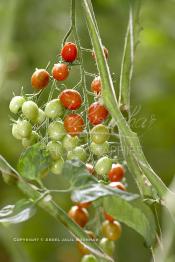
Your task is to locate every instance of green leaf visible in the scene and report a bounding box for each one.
[17,143,51,181]
[72,183,138,203]
[103,196,156,247]
[62,160,138,203]
[0,199,36,224]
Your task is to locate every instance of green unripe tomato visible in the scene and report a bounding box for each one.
[22,131,39,147]
[47,141,63,160]
[67,146,87,162]
[45,99,64,119]
[9,96,25,114]
[12,124,22,140]
[17,120,32,138]
[99,238,115,256]
[50,157,64,175]
[48,120,66,141]
[22,101,39,122]
[37,109,46,124]
[90,141,109,156]
[81,255,98,262]
[62,134,79,151]
[90,124,110,144]
[95,156,112,176]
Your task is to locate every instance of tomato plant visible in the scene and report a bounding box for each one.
[2,1,171,262]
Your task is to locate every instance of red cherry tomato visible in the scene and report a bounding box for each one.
[64,113,84,136]
[104,212,114,223]
[61,42,78,62]
[108,164,125,182]
[88,102,109,125]
[59,89,82,110]
[109,181,126,191]
[31,69,50,90]
[68,206,89,227]
[91,76,101,94]
[52,63,69,81]
[92,46,109,60]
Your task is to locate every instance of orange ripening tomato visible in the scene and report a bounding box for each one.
[31,69,50,90]
[68,206,89,227]
[52,63,69,81]
[91,76,101,94]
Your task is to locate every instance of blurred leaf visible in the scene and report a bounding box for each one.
[62,160,138,203]
[17,143,51,181]
[103,196,156,246]
[0,199,36,224]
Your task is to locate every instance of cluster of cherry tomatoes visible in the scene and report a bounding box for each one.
[9,42,127,261]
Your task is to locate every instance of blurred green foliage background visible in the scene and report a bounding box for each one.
[0,0,175,261]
